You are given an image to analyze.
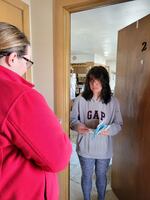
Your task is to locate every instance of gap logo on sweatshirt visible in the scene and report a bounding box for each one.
[87,110,105,120]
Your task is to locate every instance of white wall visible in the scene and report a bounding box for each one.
[94,54,106,65]
[106,60,116,72]
[22,0,30,4]
[71,53,106,66]
[71,53,94,63]
[30,0,54,108]
[106,60,116,92]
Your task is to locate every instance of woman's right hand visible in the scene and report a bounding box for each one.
[77,123,90,134]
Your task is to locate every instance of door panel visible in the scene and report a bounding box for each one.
[0,0,31,81]
[112,14,150,200]
[0,0,22,30]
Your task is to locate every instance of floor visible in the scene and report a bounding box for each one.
[70,130,119,200]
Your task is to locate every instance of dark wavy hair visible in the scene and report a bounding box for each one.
[82,66,112,104]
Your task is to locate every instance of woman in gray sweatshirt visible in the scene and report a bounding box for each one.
[70,66,123,200]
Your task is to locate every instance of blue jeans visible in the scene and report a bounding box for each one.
[78,155,110,200]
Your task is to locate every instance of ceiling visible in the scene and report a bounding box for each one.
[71,0,150,63]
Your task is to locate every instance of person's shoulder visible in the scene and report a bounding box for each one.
[110,95,120,105]
[12,88,49,113]
[75,94,86,103]
[0,77,32,99]
[23,87,45,102]
[111,95,118,101]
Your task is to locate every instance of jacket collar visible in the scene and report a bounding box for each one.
[0,65,34,88]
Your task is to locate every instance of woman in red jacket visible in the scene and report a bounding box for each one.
[0,22,72,200]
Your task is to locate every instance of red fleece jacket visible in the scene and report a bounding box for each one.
[0,66,72,200]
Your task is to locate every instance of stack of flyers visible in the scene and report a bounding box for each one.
[92,121,110,138]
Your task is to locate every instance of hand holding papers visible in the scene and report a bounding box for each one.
[92,122,110,138]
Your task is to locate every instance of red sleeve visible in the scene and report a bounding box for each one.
[2,89,72,172]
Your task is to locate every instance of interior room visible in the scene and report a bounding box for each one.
[70,1,150,199]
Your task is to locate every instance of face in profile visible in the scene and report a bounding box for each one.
[9,45,32,76]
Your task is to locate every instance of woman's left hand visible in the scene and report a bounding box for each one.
[101,130,109,136]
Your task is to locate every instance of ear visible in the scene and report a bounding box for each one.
[6,52,18,67]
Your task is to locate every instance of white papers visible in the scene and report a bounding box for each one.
[92,122,110,138]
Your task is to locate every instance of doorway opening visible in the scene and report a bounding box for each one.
[69,1,150,199]
[53,0,150,199]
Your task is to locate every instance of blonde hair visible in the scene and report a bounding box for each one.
[0,22,30,57]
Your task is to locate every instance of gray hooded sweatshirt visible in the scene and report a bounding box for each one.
[70,95,123,159]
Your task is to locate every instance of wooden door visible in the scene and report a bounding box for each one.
[112,14,150,200]
[0,0,31,81]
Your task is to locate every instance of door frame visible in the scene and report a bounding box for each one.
[53,0,132,199]
[1,0,31,81]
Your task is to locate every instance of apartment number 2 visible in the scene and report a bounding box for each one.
[141,42,147,52]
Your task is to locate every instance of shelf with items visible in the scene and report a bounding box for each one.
[77,73,86,83]
[71,61,94,74]
[71,62,94,97]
